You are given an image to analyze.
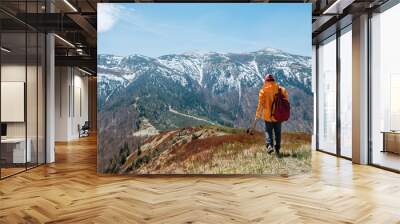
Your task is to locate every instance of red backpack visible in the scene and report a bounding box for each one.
[271,87,290,122]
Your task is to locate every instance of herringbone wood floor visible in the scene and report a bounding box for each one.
[1,135,400,224]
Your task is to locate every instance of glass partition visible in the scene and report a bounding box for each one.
[317,35,337,154]
[1,31,28,177]
[0,1,46,179]
[339,27,352,158]
[371,3,400,171]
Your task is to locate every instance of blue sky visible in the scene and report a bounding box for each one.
[98,4,311,57]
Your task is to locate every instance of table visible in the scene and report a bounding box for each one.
[381,131,400,154]
[1,138,31,163]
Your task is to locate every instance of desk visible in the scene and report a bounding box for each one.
[382,131,400,155]
[1,138,31,163]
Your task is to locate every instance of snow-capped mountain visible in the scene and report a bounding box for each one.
[97,48,312,133]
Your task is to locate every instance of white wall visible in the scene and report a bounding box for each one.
[55,67,89,141]
[71,73,89,138]
[55,67,69,141]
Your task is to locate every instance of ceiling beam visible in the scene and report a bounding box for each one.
[55,55,96,72]
[14,13,82,32]
[323,0,356,14]
[67,13,97,40]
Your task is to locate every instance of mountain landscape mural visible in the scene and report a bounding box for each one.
[97,3,312,175]
[97,48,313,174]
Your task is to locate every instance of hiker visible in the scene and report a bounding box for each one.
[253,74,289,157]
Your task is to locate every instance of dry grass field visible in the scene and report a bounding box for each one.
[106,126,311,175]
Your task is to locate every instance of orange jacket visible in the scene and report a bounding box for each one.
[255,81,289,122]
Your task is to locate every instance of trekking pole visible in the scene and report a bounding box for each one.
[252,118,258,131]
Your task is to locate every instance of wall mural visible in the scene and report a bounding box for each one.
[97,3,312,175]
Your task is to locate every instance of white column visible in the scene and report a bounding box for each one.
[352,14,369,164]
[46,33,55,163]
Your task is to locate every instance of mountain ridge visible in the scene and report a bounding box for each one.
[98,47,312,132]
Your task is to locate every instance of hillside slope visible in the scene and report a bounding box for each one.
[105,126,311,176]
